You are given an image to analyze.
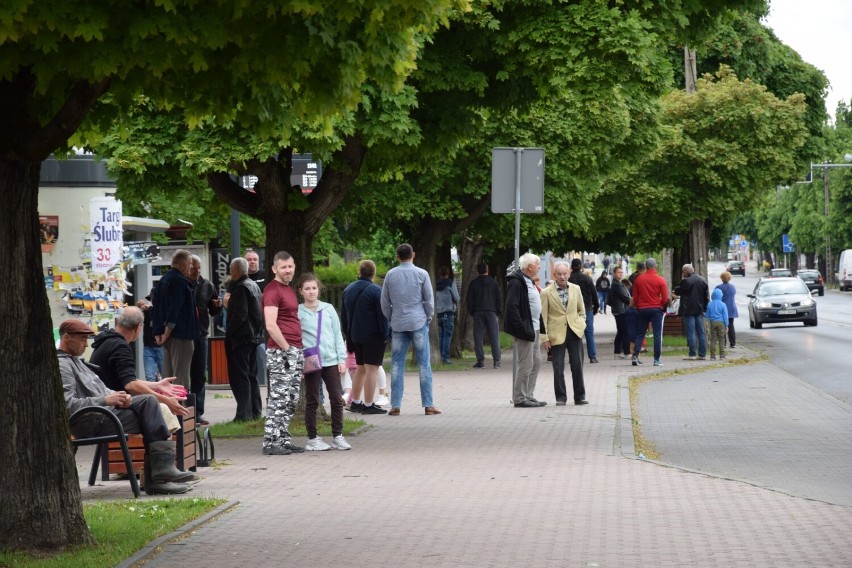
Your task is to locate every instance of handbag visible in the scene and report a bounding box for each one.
[302,310,323,374]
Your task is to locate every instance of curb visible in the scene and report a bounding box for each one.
[118,500,240,568]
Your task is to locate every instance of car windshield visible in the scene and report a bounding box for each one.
[798,271,817,277]
[758,281,809,296]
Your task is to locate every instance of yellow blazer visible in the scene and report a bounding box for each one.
[540,282,586,346]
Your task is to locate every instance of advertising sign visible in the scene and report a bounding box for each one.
[89,197,123,275]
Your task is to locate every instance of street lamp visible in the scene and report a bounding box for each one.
[810,154,852,286]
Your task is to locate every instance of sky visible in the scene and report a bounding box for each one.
[763,0,852,119]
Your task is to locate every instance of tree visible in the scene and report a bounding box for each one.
[597,66,808,277]
[0,1,455,552]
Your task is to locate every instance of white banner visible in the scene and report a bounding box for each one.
[89,197,123,275]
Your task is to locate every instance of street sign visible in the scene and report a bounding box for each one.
[491,148,545,214]
[782,234,794,253]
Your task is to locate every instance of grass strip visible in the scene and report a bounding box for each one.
[0,498,224,568]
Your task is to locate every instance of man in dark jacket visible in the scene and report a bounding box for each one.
[189,255,223,424]
[568,258,599,363]
[504,253,545,408]
[90,306,190,420]
[608,266,633,357]
[225,257,264,421]
[152,249,199,387]
[340,259,389,414]
[467,262,502,369]
[673,263,709,360]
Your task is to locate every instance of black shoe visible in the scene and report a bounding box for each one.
[285,444,305,453]
[362,403,388,415]
[589,357,599,363]
[529,398,547,407]
[575,399,589,405]
[513,400,539,408]
[555,401,567,406]
[348,401,365,413]
[493,361,501,369]
[262,445,292,456]
[472,361,485,368]
[632,356,643,366]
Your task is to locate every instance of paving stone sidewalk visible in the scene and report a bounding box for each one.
[77,315,852,567]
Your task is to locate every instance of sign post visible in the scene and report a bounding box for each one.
[491,147,545,395]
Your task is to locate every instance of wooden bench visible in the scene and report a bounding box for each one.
[663,314,684,337]
[97,406,196,479]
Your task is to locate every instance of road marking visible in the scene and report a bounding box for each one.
[821,318,852,329]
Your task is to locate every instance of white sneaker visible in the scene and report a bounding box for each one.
[305,437,331,451]
[375,394,390,406]
[331,435,351,450]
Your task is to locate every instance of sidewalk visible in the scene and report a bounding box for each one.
[78,315,852,567]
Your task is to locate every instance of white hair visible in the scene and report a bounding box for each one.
[519,253,540,271]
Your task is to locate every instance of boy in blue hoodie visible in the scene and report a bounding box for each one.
[705,288,729,360]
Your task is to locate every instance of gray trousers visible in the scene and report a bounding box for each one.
[71,394,170,446]
[164,337,194,388]
[513,331,540,404]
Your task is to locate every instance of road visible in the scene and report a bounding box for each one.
[637,260,852,507]
[712,261,852,405]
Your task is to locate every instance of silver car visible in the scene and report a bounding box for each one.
[747,277,817,328]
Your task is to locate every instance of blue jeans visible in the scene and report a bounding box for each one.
[390,324,434,409]
[143,345,164,381]
[634,308,665,361]
[437,312,455,362]
[597,291,608,313]
[683,314,707,357]
[584,310,597,359]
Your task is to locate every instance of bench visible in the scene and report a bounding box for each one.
[663,314,684,337]
[100,406,196,478]
[70,406,141,498]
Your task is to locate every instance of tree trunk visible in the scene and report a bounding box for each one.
[0,159,93,551]
[454,236,485,353]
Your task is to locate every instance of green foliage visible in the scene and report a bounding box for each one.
[208,416,364,438]
[599,66,807,250]
[0,498,223,567]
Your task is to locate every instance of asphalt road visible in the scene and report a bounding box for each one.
[714,261,852,405]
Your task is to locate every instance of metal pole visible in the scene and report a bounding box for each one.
[823,167,832,286]
[512,148,523,397]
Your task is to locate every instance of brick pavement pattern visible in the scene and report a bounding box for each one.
[77,316,852,567]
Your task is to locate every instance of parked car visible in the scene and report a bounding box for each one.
[747,277,817,329]
[797,269,824,296]
[726,260,745,276]
[768,268,792,278]
[837,249,852,291]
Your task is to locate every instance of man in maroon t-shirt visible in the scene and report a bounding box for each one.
[630,257,669,367]
[261,251,305,456]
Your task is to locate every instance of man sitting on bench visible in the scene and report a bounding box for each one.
[59,318,197,495]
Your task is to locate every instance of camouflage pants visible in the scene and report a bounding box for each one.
[263,346,303,450]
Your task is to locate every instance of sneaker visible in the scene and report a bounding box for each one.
[683,356,697,361]
[375,394,390,406]
[331,435,351,450]
[493,361,501,369]
[305,437,331,451]
[362,403,388,415]
[589,357,599,364]
[617,354,628,360]
[632,356,643,366]
[653,359,663,366]
[262,445,292,456]
[720,356,727,360]
[472,361,485,368]
[348,401,365,413]
[285,443,305,453]
[710,356,716,360]
[697,356,706,361]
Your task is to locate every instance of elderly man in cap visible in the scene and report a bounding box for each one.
[58,318,197,495]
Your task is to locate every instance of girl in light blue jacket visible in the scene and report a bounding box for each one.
[297,273,350,451]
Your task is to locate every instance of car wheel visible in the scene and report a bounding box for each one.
[819,288,824,296]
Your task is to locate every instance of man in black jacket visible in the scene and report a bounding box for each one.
[225,257,265,421]
[504,253,545,408]
[466,262,502,369]
[188,255,222,425]
[673,263,709,360]
[569,258,600,363]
